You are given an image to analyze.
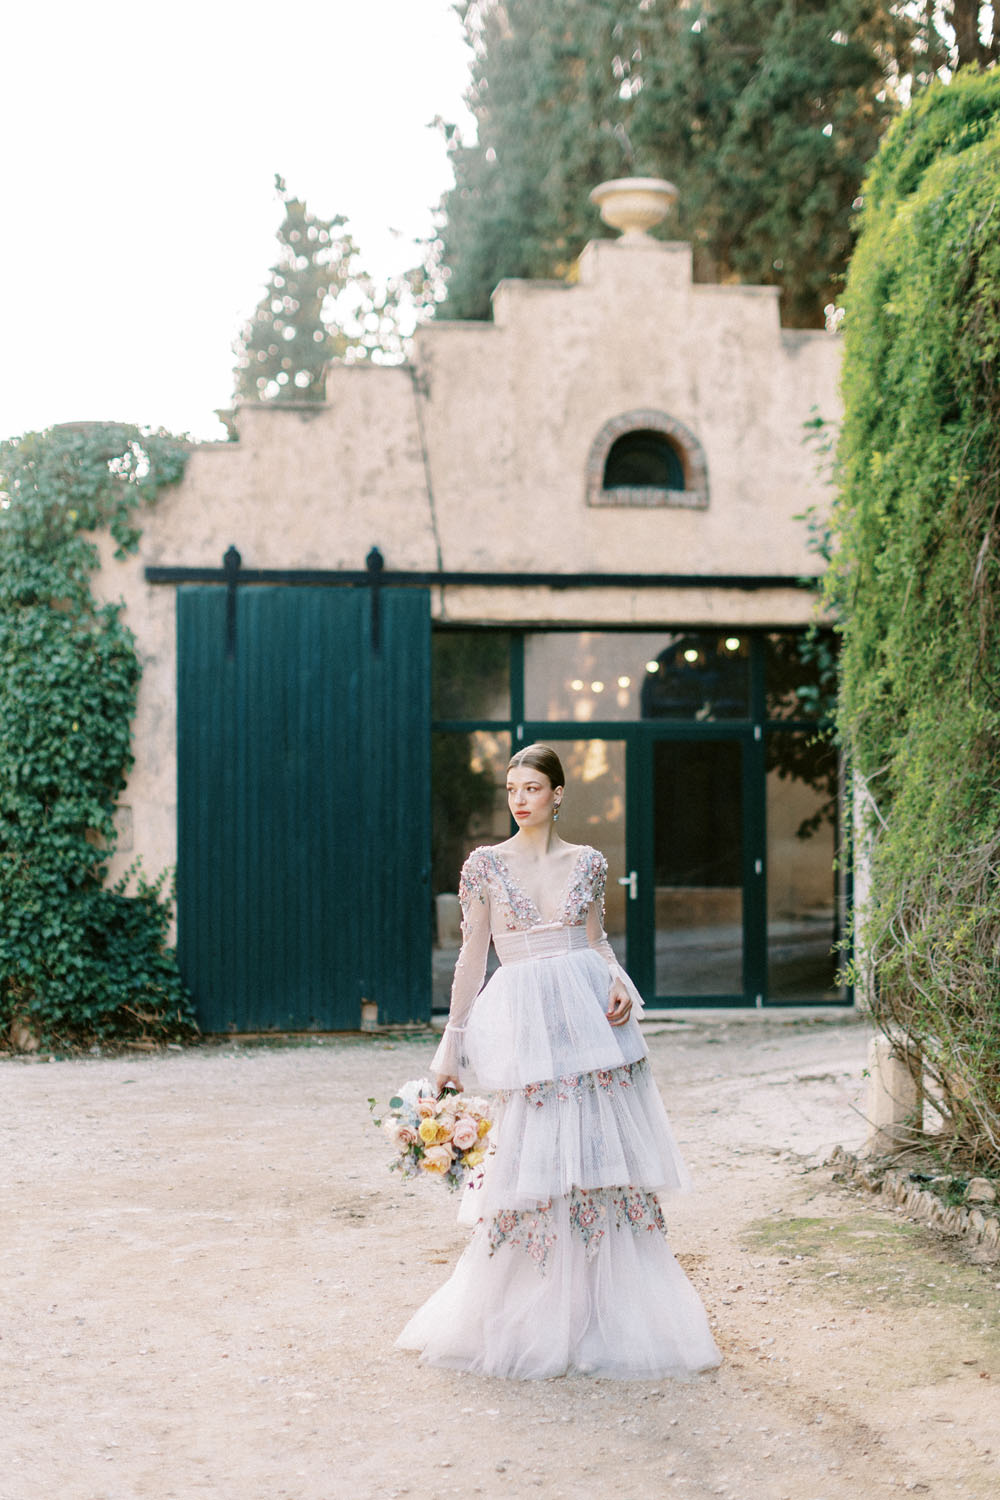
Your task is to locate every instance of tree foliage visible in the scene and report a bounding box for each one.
[0,424,197,1048]
[435,0,994,328]
[233,176,369,402]
[829,70,1000,1165]
[233,176,437,404]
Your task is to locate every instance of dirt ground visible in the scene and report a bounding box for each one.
[2,1012,998,1500]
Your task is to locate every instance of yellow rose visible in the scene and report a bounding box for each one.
[477,1118,492,1139]
[418,1117,439,1145]
[462,1149,485,1168]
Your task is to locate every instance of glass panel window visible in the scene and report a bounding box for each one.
[764,630,837,722]
[524,631,750,722]
[432,631,510,721]
[652,740,744,996]
[765,733,845,1002]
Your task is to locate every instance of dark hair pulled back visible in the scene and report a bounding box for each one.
[506,743,565,790]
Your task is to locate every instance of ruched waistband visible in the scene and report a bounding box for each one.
[493,924,591,966]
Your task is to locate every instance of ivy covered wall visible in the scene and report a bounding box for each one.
[831,71,1000,1163]
[0,425,196,1048]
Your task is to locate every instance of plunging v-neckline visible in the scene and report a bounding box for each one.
[491,846,586,927]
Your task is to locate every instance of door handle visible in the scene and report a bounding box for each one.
[617,871,638,900]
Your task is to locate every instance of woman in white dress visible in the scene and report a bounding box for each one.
[396,744,721,1380]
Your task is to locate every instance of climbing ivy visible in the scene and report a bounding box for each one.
[829,71,1000,1165]
[0,424,197,1048]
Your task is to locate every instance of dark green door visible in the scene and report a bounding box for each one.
[624,729,764,1006]
[177,586,431,1031]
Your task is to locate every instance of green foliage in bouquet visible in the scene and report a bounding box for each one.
[829,71,1000,1165]
[0,423,197,1048]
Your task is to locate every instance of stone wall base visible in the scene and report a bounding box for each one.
[830,1146,1000,1262]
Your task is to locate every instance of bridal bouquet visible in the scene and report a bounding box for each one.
[373,1077,493,1192]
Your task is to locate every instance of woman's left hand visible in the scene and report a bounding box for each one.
[606,978,632,1027]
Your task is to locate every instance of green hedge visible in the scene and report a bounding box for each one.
[831,70,1000,1164]
[0,425,197,1048]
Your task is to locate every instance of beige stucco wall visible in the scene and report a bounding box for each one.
[92,231,842,888]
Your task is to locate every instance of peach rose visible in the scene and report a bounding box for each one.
[436,1114,456,1142]
[383,1119,417,1148]
[421,1144,454,1173]
[416,1097,437,1119]
[451,1116,478,1151]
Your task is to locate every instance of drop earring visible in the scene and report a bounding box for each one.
[553,802,561,821]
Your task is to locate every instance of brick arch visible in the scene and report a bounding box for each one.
[585,409,709,510]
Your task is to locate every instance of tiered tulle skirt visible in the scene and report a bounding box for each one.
[396,943,721,1380]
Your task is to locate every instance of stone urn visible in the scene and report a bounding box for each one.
[589,177,678,240]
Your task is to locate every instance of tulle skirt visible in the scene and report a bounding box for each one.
[396,945,721,1380]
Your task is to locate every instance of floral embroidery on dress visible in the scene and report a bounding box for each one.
[569,1186,667,1261]
[492,856,543,930]
[486,1200,557,1271]
[555,1074,582,1103]
[560,847,607,927]
[458,850,491,911]
[487,1184,667,1272]
[568,1188,606,1257]
[496,1058,648,1107]
[460,845,607,933]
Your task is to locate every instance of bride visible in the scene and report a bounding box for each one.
[396,743,721,1379]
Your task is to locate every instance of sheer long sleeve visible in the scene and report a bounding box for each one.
[430,852,492,1083]
[586,854,645,1019]
[586,897,624,979]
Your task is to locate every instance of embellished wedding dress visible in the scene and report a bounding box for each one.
[396,844,721,1380]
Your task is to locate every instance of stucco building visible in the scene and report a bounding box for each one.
[95,190,844,1032]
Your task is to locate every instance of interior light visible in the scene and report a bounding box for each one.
[591,681,605,693]
[570,679,584,692]
[683,649,699,664]
[725,636,741,651]
[645,660,659,674]
[617,675,631,688]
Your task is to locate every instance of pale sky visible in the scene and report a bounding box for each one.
[1,0,475,442]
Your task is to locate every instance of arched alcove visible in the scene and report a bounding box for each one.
[585,410,709,509]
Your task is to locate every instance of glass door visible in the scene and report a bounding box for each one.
[625,731,760,1005]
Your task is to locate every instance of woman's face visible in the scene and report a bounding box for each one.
[506,764,562,828]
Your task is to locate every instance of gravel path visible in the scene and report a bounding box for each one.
[1,1014,998,1500]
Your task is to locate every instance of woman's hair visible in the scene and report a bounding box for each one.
[506,743,565,790]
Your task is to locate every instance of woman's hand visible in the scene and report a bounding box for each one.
[606,978,632,1027]
[435,1074,460,1094]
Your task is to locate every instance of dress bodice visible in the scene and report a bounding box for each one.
[458,844,608,935]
